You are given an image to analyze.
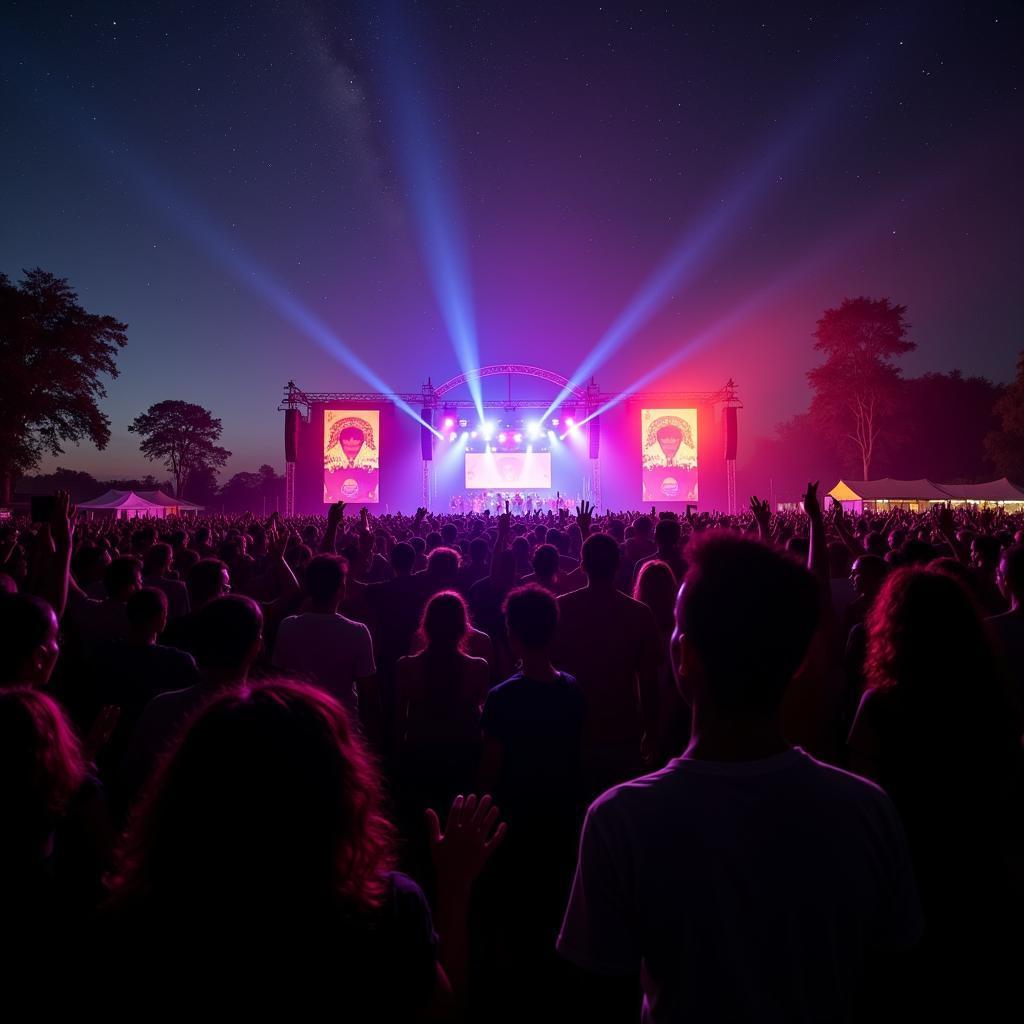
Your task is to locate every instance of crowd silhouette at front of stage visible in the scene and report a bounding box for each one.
[1,491,1023,1020]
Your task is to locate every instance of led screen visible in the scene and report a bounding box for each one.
[641,408,698,502]
[465,452,552,489]
[323,409,380,503]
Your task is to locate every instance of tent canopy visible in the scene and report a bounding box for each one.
[934,478,1024,502]
[77,489,163,511]
[135,489,204,510]
[828,479,950,502]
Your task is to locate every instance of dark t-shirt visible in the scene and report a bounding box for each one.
[481,671,585,827]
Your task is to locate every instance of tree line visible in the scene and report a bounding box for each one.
[2,270,1023,506]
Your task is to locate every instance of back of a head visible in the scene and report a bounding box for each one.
[110,680,393,913]
[193,595,263,673]
[866,567,996,699]
[389,542,415,575]
[305,554,346,606]
[655,518,681,548]
[420,590,469,652]
[143,543,172,577]
[0,595,57,686]
[633,515,653,538]
[680,535,819,716]
[0,687,84,854]
[634,560,678,625]
[441,523,458,545]
[427,546,461,584]
[581,532,620,584]
[532,543,559,578]
[127,587,168,632]
[469,536,489,564]
[503,584,558,651]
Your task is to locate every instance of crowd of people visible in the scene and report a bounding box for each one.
[1,490,1022,1019]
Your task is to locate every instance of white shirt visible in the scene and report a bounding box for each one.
[558,747,921,1023]
[273,612,375,712]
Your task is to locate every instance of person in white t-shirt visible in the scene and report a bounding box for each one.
[273,554,378,734]
[557,533,922,1023]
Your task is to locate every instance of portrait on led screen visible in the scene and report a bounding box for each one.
[323,409,380,503]
[641,408,698,502]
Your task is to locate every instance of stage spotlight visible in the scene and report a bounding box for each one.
[527,444,533,453]
[566,417,575,428]
[551,418,560,427]
[459,418,468,428]
[527,420,540,438]
[482,421,495,439]
[461,431,469,444]
[443,417,454,429]
[498,432,507,443]
[449,431,457,442]
[514,432,523,443]
[547,429,556,440]
[470,430,478,438]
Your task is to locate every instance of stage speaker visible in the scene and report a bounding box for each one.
[724,406,738,461]
[421,409,434,461]
[284,409,300,462]
[589,416,600,459]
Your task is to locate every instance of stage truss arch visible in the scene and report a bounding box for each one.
[279,375,740,514]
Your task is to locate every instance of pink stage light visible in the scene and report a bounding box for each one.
[566,417,575,427]
[498,432,507,443]
[444,417,455,429]
[513,432,523,443]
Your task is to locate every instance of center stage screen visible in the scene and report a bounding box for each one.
[323,409,380,503]
[465,452,552,489]
[642,408,698,502]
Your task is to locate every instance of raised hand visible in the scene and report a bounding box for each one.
[50,490,76,550]
[576,499,594,536]
[933,502,956,536]
[749,496,771,534]
[801,481,821,521]
[326,501,346,528]
[269,526,291,560]
[426,794,507,888]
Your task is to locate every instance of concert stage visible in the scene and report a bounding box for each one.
[280,365,739,516]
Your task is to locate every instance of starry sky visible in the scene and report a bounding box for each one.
[2,1,1021,478]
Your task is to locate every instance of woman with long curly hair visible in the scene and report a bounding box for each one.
[848,567,1022,1010]
[105,680,503,1017]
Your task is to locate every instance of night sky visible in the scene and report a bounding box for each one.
[2,1,1021,478]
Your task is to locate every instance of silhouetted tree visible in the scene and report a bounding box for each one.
[807,297,915,479]
[16,467,102,503]
[185,465,221,507]
[128,400,231,498]
[901,371,1003,481]
[0,269,127,504]
[985,351,1024,479]
[219,464,284,513]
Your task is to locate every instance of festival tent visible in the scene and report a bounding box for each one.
[135,490,204,514]
[76,490,167,519]
[828,479,951,512]
[934,478,1024,506]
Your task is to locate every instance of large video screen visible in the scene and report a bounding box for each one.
[323,409,380,503]
[465,452,552,489]
[642,408,698,502]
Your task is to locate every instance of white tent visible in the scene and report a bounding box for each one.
[77,490,167,519]
[135,490,204,514]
